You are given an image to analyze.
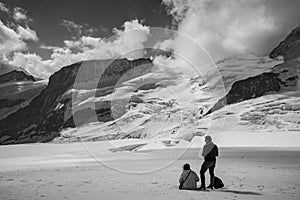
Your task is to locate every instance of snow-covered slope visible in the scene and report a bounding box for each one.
[206,54,283,93]
[53,53,298,144]
[1,26,299,146]
[0,58,154,144]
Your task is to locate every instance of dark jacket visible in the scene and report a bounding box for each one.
[202,142,218,162]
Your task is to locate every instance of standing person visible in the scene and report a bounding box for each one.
[179,163,199,190]
[199,135,219,190]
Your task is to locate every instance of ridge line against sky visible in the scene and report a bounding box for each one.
[0,0,300,78]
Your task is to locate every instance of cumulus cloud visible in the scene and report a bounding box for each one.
[9,52,51,76]
[1,3,32,23]
[0,20,26,60]
[61,20,84,35]
[17,25,38,41]
[0,19,39,62]
[64,36,102,49]
[9,19,150,78]
[0,4,38,62]
[162,0,300,66]
[13,7,30,22]
[111,19,150,58]
[0,1,9,13]
[61,19,102,38]
[5,1,300,79]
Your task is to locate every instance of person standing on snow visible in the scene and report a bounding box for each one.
[199,135,219,190]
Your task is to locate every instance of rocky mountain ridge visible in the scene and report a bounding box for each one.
[0,58,152,144]
[0,69,46,121]
[207,26,300,114]
[270,25,300,61]
[0,70,36,84]
[0,25,299,145]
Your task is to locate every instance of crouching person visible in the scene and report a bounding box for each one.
[179,163,199,190]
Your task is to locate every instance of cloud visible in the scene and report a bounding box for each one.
[162,0,300,64]
[64,36,102,49]
[9,52,51,76]
[0,4,39,64]
[17,25,38,41]
[9,19,150,78]
[13,7,31,22]
[0,18,39,63]
[0,1,9,13]
[111,19,150,58]
[0,20,26,60]
[0,3,33,23]
[61,19,104,38]
[40,45,59,50]
[61,20,84,35]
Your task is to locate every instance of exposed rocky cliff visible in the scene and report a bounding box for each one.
[0,70,46,120]
[0,58,152,144]
[207,26,300,115]
[270,25,300,61]
[0,63,29,76]
[0,70,36,84]
[207,60,299,114]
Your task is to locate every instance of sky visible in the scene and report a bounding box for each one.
[0,0,300,78]
[0,0,172,77]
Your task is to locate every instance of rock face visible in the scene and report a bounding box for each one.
[270,25,300,61]
[0,70,36,84]
[207,61,299,114]
[0,70,46,121]
[207,26,300,115]
[0,63,30,76]
[0,58,152,145]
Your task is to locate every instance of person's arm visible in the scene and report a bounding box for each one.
[201,145,207,157]
[179,173,184,183]
[215,145,219,157]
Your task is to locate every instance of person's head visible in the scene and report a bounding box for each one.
[204,135,212,144]
[183,163,190,170]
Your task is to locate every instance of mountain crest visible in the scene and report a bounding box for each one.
[270,25,300,61]
[0,70,36,85]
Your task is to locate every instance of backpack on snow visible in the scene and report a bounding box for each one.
[214,176,224,189]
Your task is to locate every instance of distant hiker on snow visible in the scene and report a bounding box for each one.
[199,135,219,190]
[178,163,199,190]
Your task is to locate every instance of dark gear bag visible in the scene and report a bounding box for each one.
[214,176,224,189]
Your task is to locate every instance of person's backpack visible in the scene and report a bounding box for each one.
[214,176,224,189]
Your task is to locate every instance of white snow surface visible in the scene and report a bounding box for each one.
[52,54,300,148]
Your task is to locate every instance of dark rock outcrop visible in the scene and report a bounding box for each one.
[0,70,36,84]
[0,63,29,76]
[0,63,16,76]
[207,24,300,115]
[270,25,300,61]
[207,59,299,115]
[0,70,46,120]
[0,58,152,145]
[207,72,281,114]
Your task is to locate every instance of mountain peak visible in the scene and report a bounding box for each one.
[270,25,300,61]
[0,57,153,144]
[0,70,36,85]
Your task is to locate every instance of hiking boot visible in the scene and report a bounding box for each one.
[199,185,206,190]
[207,185,214,190]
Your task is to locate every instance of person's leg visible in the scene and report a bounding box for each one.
[208,163,215,189]
[199,162,208,189]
